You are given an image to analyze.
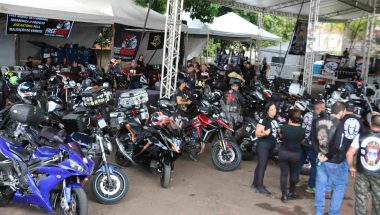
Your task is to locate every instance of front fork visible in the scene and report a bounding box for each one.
[96,134,112,184]
[218,129,228,151]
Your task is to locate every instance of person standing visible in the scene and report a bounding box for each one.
[24,56,34,70]
[300,101,326,193]
[222,81,245,130]
[129,60,143,89]
[70,60,81,75]
[252,102,279,195]
[260,57,270,79]
[242,61,256,88]
[346,114,380,215]
[186,65,196,90]
[314,102,347,215]
[278,109,306,203]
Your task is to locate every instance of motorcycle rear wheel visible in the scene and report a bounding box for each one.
[92,168,129,204]
[115,149,132,167]
[160,162,171,188]
[211,140,242,172]
[56,187,88,215]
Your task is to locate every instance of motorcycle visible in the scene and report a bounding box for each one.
[0,135,92,214]
[115,111,183,188]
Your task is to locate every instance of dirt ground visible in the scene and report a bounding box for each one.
[1,145,356,215]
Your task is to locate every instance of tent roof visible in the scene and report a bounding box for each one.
[0,0,113,24]
[184,12,281,41]
[208,0,380,22]
[0,0,180,31]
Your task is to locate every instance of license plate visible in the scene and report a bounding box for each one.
[98,118,107,128]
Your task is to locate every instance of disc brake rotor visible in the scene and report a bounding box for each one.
[99,174,121,196]
[218,145,236,164]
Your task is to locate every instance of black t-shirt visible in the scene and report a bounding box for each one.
[174,89,188,111]
[257,117,279,144]
[243,66,255,81]
[130,67,142,83]
[328,114,363,163]
[280,124,305,153]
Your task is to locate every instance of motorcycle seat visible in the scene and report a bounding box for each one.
[9,146,30,161]
[70,132,93,146]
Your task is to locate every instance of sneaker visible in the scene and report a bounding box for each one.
[305,186,315,193]
[255,187,271,195]
[296,181,304,187]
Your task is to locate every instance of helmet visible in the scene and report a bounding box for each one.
[158,98,174,111]
[150,112,171,127]
[9,76,19,86]
[17,82,36,102]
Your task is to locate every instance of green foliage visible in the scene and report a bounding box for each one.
[95,26,112,48]
[348,19,367,41]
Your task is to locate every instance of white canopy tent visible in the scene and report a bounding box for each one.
[183,12,281,61]
[0,0,185,66]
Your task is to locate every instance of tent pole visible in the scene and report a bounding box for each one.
[183,32,189,65]
[206,34,210,64]
[137,0,153,57]
[249,39,252,63]
[111,24,115,59]
[15,34,20,65]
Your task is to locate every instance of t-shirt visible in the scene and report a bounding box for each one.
[130,67,142,83]
[280,124,305,153]
[257,117,279,144]
[242,66,256,81]
[174,89,188,111]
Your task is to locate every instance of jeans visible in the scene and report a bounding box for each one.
[299,146,317,188]
[315,161,349,215]
[129,80,141,89]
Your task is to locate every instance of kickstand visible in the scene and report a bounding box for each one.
[189,154,198,162]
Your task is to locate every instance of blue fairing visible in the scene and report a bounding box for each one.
[0,136,93,212]
[95,163,120,174]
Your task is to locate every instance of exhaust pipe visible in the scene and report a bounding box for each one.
[115,137,137,165]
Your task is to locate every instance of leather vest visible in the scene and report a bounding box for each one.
[357,132,380,177]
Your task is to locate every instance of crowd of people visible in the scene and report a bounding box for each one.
[3,53,379,214]
[172,60,378,214]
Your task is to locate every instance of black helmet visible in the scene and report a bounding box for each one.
[176,78,187,87]
[345,101,356,112]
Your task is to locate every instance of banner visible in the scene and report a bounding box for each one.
[6,14,73,38]
[147,32,164,50]
[323,54,342,75]
[289,21,308,55]
[113,24,142,61]
[356,56,374,74]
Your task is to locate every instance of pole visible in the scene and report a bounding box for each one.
[206,34,210,63]
[111,24,115,59]
[137,0,153,56]
[249,39,253,63]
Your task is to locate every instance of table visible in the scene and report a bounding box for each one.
[312,74,337,84]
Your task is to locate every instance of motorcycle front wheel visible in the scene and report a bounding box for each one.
[92,168,129,204]
[56,187,87,215]
[160,162,171,188]
[211,140,242,172]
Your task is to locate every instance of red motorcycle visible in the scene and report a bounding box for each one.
[159,98,242,172]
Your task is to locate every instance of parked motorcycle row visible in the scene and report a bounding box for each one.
[0,63,378,215]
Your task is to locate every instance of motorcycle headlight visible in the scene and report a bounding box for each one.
[69,160,86,174]
[69,80,76,88]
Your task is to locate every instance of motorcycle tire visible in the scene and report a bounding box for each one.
[92,168,129,204]
[211,140,242,172]
[56,187,88,215]
[0,187,14,207]
[160,162,171,188]
[115,149,132,167]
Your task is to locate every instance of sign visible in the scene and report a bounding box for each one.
[289,21,308,55]
[113,24,142,61]
[147,33,164,50]
[323,54,342,75]
[6,14,74,38]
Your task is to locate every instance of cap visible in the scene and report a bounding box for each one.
[243,61,250,65]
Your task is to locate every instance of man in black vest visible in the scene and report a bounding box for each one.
[346,114,380,215]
